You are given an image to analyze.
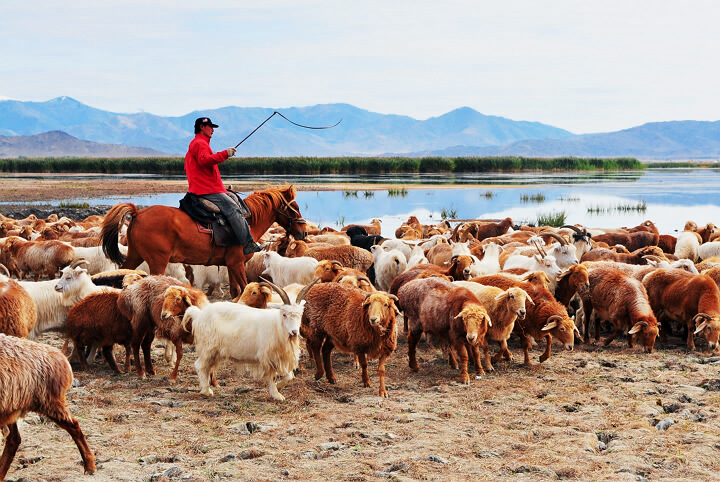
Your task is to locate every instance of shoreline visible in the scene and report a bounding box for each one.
[0,178,517,203]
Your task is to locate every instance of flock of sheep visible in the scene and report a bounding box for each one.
[1,207,720,478]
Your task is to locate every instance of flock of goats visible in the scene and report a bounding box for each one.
[1,205,720,477]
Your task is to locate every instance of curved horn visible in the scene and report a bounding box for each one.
[531,239,547,258]
[539,232,567,246]
[296,277,321,303]
[449,254,459,264]
[0,264,9,278]
[692,313,712,323]
[561,224,582,233]
[331,260,344,269]
[70,258,89,269]
[259,276,290,305]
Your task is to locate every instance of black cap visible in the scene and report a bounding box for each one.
[194,117,219,130]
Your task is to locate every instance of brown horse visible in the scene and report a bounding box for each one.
[101,185,307,298]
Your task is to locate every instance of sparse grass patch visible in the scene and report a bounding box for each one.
[587,201,647,214]
[59,201,90,208]
[536,210,567,227]
[342,190,358,198]
[520,192,546,204]
[363,191,375,198]
[387,187,408,197]
[441,206,458,220]
[482,190,495,199]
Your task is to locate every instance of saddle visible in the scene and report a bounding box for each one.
[179,188,251,247]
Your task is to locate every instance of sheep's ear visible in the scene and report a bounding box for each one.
[362,293,372,306]
[494,292,507,302]
[628,321,647,334]
[694,321,709,334]
[541,320,558,331]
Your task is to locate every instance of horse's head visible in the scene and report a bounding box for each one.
[275,192,308,241]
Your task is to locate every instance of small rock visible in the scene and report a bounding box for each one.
[678,394,693,403]
[514,465,532,473]
[72,378,81,388]
[701,379,720,391]
[280,469,290,476]
[428,455,449,464]
[218,454,236,463]
[229,423,251,435]
[299,451,318,459]
[374,471,391,478]
[663,402,682,413]
[387,462,410,472]
[317,442,341,451]
[655,418,675,431]
[163,467,183,478]
[600,360,617,368]
[598,442,607,451]
[237,450,264,460]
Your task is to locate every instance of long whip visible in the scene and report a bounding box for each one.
[235,111,342,148]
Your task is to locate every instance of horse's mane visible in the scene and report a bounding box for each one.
[243,185,297,224]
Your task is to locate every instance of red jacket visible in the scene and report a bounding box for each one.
[184,133,229,195]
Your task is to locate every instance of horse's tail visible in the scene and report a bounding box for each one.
[101,203,138,266]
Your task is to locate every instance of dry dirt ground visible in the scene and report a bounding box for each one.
[3,179,720,481]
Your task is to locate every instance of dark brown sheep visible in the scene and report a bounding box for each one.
[579,265,659,351]
[643,269,720,351]
[300,283,399,397]
[66,288,132,373]
[398,278,490,383]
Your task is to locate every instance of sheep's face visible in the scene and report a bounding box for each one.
[501,287,530,320]
[455,303,490,345]
[628,318,659,353]
[54,266,88,294]
[566,265,590,292]
[453,255,474,281]
[363,293,397,333]
[538,255,562,278]
[541,315,575,350]
[281,301,304,338]
[161,287,196,321]
[315,260,343,282]
[694,315,720,351]
[523,271,550,290]
[554,244,579,269]
[238,282,272,309]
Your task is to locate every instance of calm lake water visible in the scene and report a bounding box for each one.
[5,169,720,237]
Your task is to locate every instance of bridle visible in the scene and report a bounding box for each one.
[275,197,307,238]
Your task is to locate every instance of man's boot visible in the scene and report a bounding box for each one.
[226,211,264,254]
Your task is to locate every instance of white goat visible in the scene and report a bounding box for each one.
[698,241,720,261]
[72,245,119,275]
[261,251,318,287]
[503,252,563,292]
[137,260,189,284]
[182,293,307,401]
[675,231,701,261]
[406,245,429,270]
[469,242,502,277]
[22,262,103,340]
[370,245,408,292]
[186,264,229,296]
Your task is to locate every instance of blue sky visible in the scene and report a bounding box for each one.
[2,1,719,134]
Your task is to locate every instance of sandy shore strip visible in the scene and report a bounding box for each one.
[0,178,523,203]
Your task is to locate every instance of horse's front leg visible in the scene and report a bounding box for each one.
[227,258,248,299]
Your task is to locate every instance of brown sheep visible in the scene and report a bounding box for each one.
[342,218,382,236]
[117,275,208,380]
[0,333,96,479]
[65,288,132,373]
[286,240,374,272]
[399,278,490,383]
[579,265,659,351]
[473,217,514,242]
[300,283,399,397]
[232,281,274,307]
[6,237,76,281]
[643,269,720,351]
[580,245,667,265]
[472,274,577,365]
[0,273,38,338]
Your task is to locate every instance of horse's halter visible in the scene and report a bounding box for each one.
[275,197,307,239]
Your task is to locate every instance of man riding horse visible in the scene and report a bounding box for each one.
[185,117,264,255]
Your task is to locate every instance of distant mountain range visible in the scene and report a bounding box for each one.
[0,97,718,159]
